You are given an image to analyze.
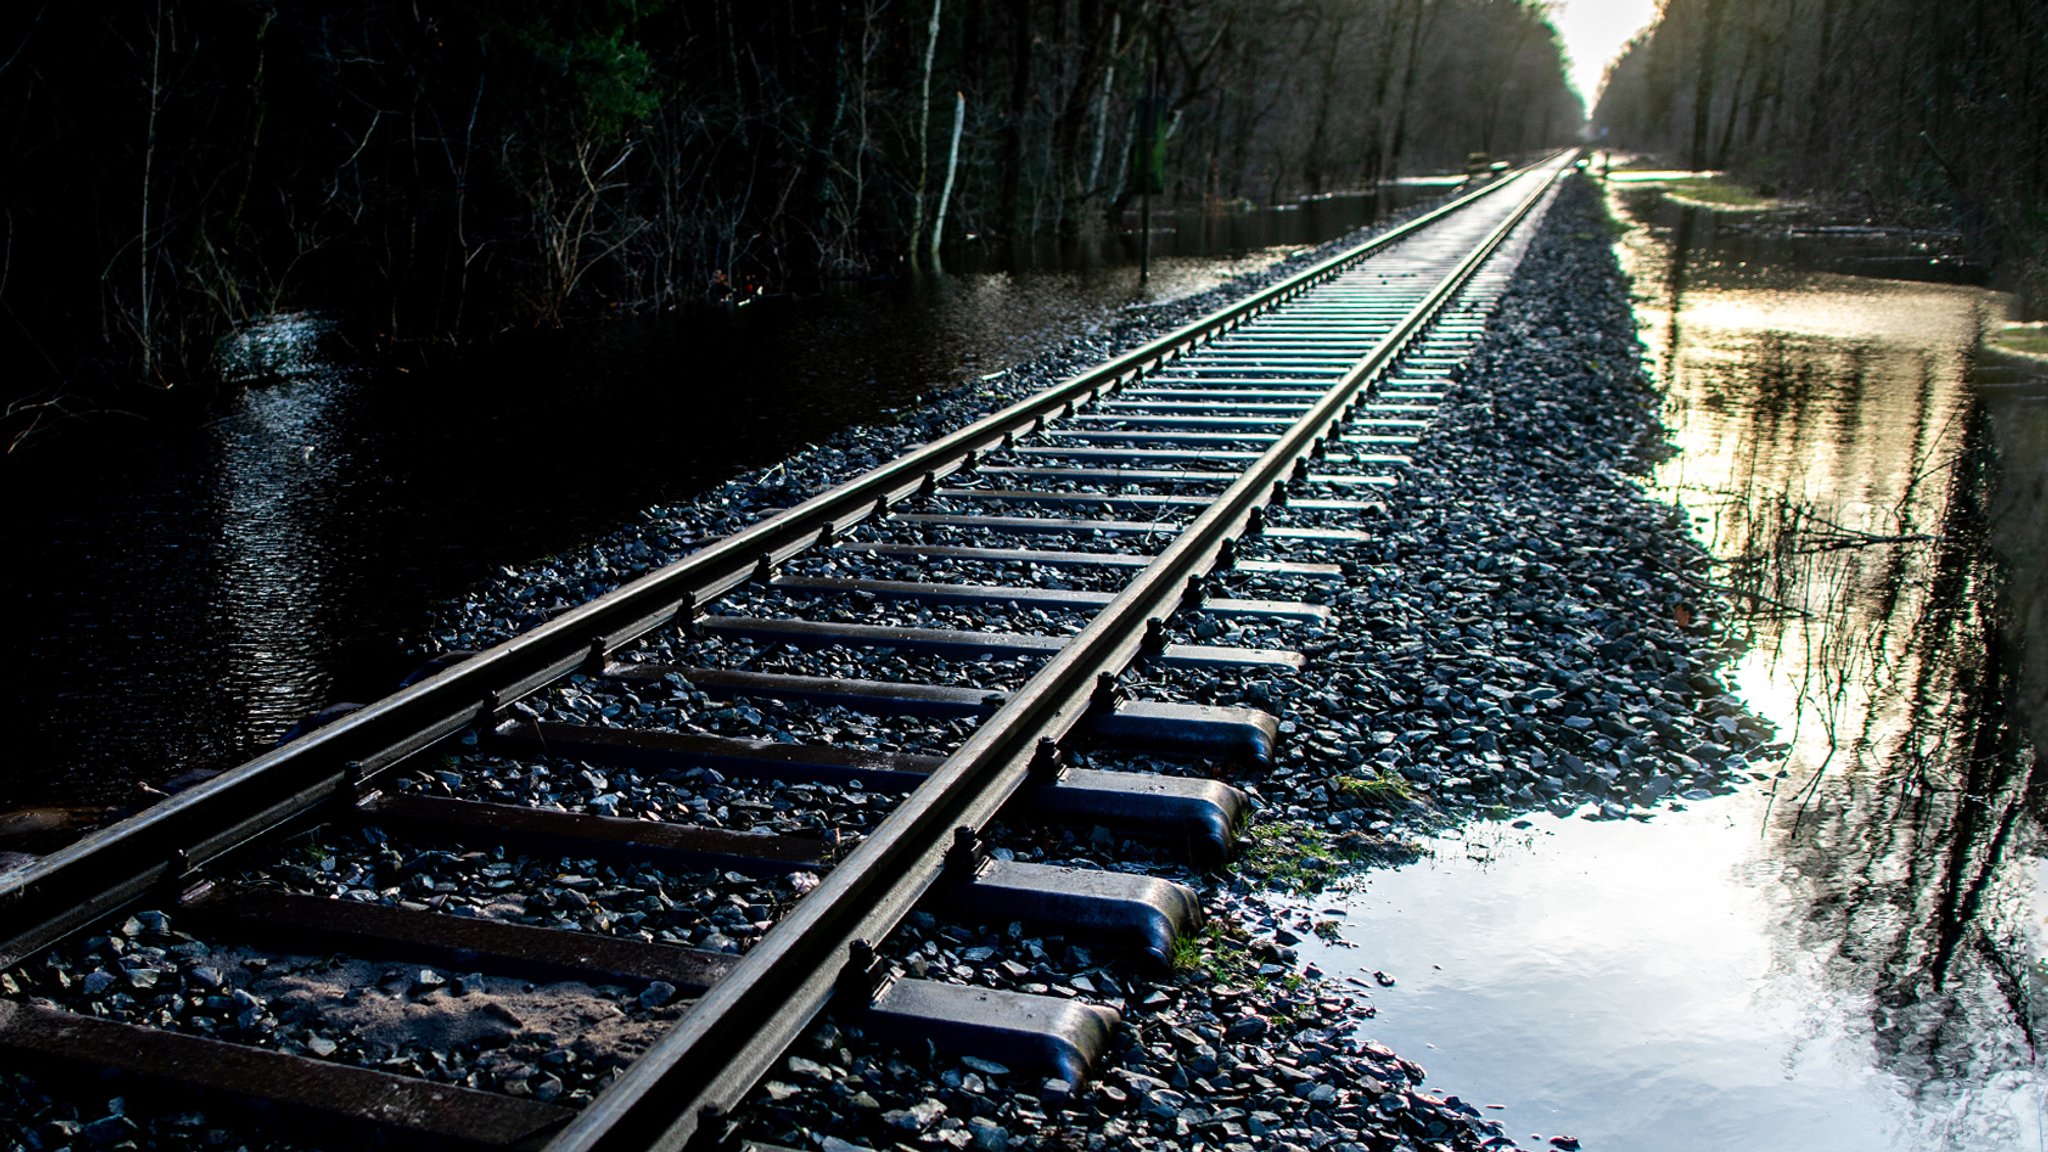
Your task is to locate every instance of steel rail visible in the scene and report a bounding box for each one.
[0,167,1542,971]
[550,158,1569,1152]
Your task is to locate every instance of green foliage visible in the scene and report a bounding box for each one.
[1657,177,1776,210]
[479,2,662,139]
[1170,921,1258,985]
[1237,820,1347,892]
[536,27,658,138]
[1332,773,1415,808]
[1991,326,2048,357]
[1169,919,1314,1023]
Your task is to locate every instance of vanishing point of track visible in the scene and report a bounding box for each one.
[0,153,1576,1151]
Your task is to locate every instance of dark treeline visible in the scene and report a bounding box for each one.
[1593,0,2048,309]
[0,0,1578,433]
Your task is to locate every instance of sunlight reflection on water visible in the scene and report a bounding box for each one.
[207,373,355,741]
[1296,184,2046,1152]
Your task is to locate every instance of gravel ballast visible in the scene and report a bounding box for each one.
[703,177,1777,1152]
[1,174,1776,1151]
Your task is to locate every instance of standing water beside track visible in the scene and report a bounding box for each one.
[0,167,1569,1152]
[0,184,1445,829]
[10,167,2036,1150]
[1292,181,2048,1149]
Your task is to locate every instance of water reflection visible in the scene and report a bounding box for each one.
[1634,195,2045,1133]
[208,371,352,742]
[937,184,1443,276]
[215,312,339,384]
[1291,185,2045,1150]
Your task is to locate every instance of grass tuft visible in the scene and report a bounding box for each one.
[1332,773,1416,808]
[1653,175,1781,211]
[1991,324,2048,357]
[1230,815,1427,891]
[1237,820,1346,892]
[1171,921,1258,984]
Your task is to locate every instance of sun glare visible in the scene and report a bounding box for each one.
[1550,0,1660,106]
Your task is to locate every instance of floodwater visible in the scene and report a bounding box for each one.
[1297,186,2048,1149]
[0,186,1439,829]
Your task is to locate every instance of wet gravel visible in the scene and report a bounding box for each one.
[0,901,675,1121]
[427,191,1468,654]
[0,191,1476,1152]
[624,637,1047,696]
[0,174,1773,1152]
[247,828,819,953]
[509,663,993,761]
[427,751,895,836]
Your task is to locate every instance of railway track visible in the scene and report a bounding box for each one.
[0,152,1574,1151]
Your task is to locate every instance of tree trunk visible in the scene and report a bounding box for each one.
[999,0,1033,236]
[1690,0,1728,171]
[138,1,169,379]
[1362,0,1406,185]
[1481,15,1537,156]
[1804,0,1843,177]
[723,0,749,147]
[1050,0,1108,225]
[1303,11,1347,194]
[807,0,849,272]
[1386,0,1432,182]
[931,91,966,260]
[1087,13,1120,195]
[1742,20,1779,152]
[910,0,942,265]
[1714,24,1757,167]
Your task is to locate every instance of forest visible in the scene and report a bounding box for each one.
[1594,0,2048,311]
[0,0,1580,432]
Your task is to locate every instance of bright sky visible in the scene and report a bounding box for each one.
[1549,0,1661,108]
